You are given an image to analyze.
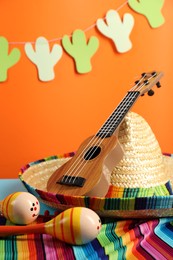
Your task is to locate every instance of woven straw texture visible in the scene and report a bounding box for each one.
[19,112,173,218]
[111,112,168,188]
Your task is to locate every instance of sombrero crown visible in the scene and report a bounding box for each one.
[108,112,173,198]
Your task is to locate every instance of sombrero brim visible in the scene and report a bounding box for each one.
[19,152,173,218]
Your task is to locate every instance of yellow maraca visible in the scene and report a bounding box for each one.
[0,207,102,245]
[0,192,40,224]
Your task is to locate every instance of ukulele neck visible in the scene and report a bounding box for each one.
[96,91,140,138]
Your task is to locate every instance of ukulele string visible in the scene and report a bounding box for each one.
[60,91,137,184]
[61,76,147,183]
[80,74,156,169]
[69,91,139,183]
[62,80,145,184]
[61,92,138,184]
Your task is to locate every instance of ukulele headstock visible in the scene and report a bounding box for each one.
[130,71,164,96]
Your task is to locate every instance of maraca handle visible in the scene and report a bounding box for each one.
[0,223,45,237]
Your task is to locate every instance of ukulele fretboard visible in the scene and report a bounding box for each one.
[96,91,140,138]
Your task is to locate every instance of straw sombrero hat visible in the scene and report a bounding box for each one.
[19,112,173,218]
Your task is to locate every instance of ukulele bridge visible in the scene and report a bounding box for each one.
[57,175,86,187]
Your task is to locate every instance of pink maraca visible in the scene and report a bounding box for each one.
[0,207,102,245]
[1,192,40,224]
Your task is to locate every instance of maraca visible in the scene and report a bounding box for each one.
[0,207,102,245]
[0,192,40,224]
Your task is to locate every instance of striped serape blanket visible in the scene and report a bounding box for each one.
[0,215,173,259]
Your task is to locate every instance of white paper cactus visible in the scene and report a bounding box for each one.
[25,37,63,81]
[96,10,134,53]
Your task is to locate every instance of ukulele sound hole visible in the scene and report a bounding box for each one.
[84,146,101,160]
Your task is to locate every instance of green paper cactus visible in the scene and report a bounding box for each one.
[25,37,63,82]
[0,37,21,82]
[128,0,165,28]
[62,29,99,74]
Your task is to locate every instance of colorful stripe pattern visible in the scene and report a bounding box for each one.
[0,215,173,259]
[19,153,173,215]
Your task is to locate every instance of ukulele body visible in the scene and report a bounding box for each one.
[47,134,124,197]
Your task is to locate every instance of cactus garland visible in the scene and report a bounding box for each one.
[0,0,165,82]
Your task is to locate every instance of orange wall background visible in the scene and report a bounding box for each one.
[0,0,173,178]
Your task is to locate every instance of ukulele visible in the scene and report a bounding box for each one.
[47,71,163,197]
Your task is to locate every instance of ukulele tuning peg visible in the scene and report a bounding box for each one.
[151,71,157,77]
[156,81,161,88]
[144,80,149,85]
[148,89,154,96]
[135,80,139,85]
[141,72,147,77]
